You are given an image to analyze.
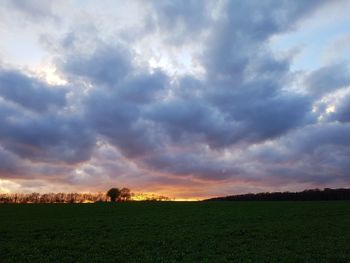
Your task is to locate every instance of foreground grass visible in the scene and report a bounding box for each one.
[0,201,350,262]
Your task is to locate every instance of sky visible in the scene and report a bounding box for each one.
[0,0,350,199]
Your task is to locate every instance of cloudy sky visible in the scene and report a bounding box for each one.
[0,0,350,199]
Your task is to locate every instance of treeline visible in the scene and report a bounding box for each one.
[0,190,172,204]
[0,192,108,204]
[205,188,350,201]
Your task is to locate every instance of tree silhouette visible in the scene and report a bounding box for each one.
[120,188,131,201]
[107,188,121,202]
[204,188,350,201]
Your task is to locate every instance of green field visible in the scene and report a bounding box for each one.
[1,201,350,262]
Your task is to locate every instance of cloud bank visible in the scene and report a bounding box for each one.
[0,0,349,198]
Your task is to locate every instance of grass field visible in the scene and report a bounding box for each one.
[1,201,350,262]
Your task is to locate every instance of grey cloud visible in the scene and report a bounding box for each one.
[244,122,350,185]
[0,95,95,164]
[59,43,169,157]
[61,45,132,87]
[151,0,210,31]
[146,98,240,148]
[150,0,212,43]
[206,81,312,143]
[117,70,168,103]
[4,0,59,23]
[60,39,168,102]
[237,1,325,38]
[86,93,147,157]
[0,69,67,112]
[142,148,241,181]
[0,147,24,177]
[0,145,76,183]
[3,0,346,192]
[0,112,95,164]
[189,1,321,145]
[293,123,349,158]
[139,0,342,185]
[332,93,350,123]
[146,72,311,149]
[86,95,161,158]
[306,63,350,97]
[202,1,325,80]
[54,1,325,182]
[0,145,69,179]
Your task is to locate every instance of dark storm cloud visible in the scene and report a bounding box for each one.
[0,69,67,112]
